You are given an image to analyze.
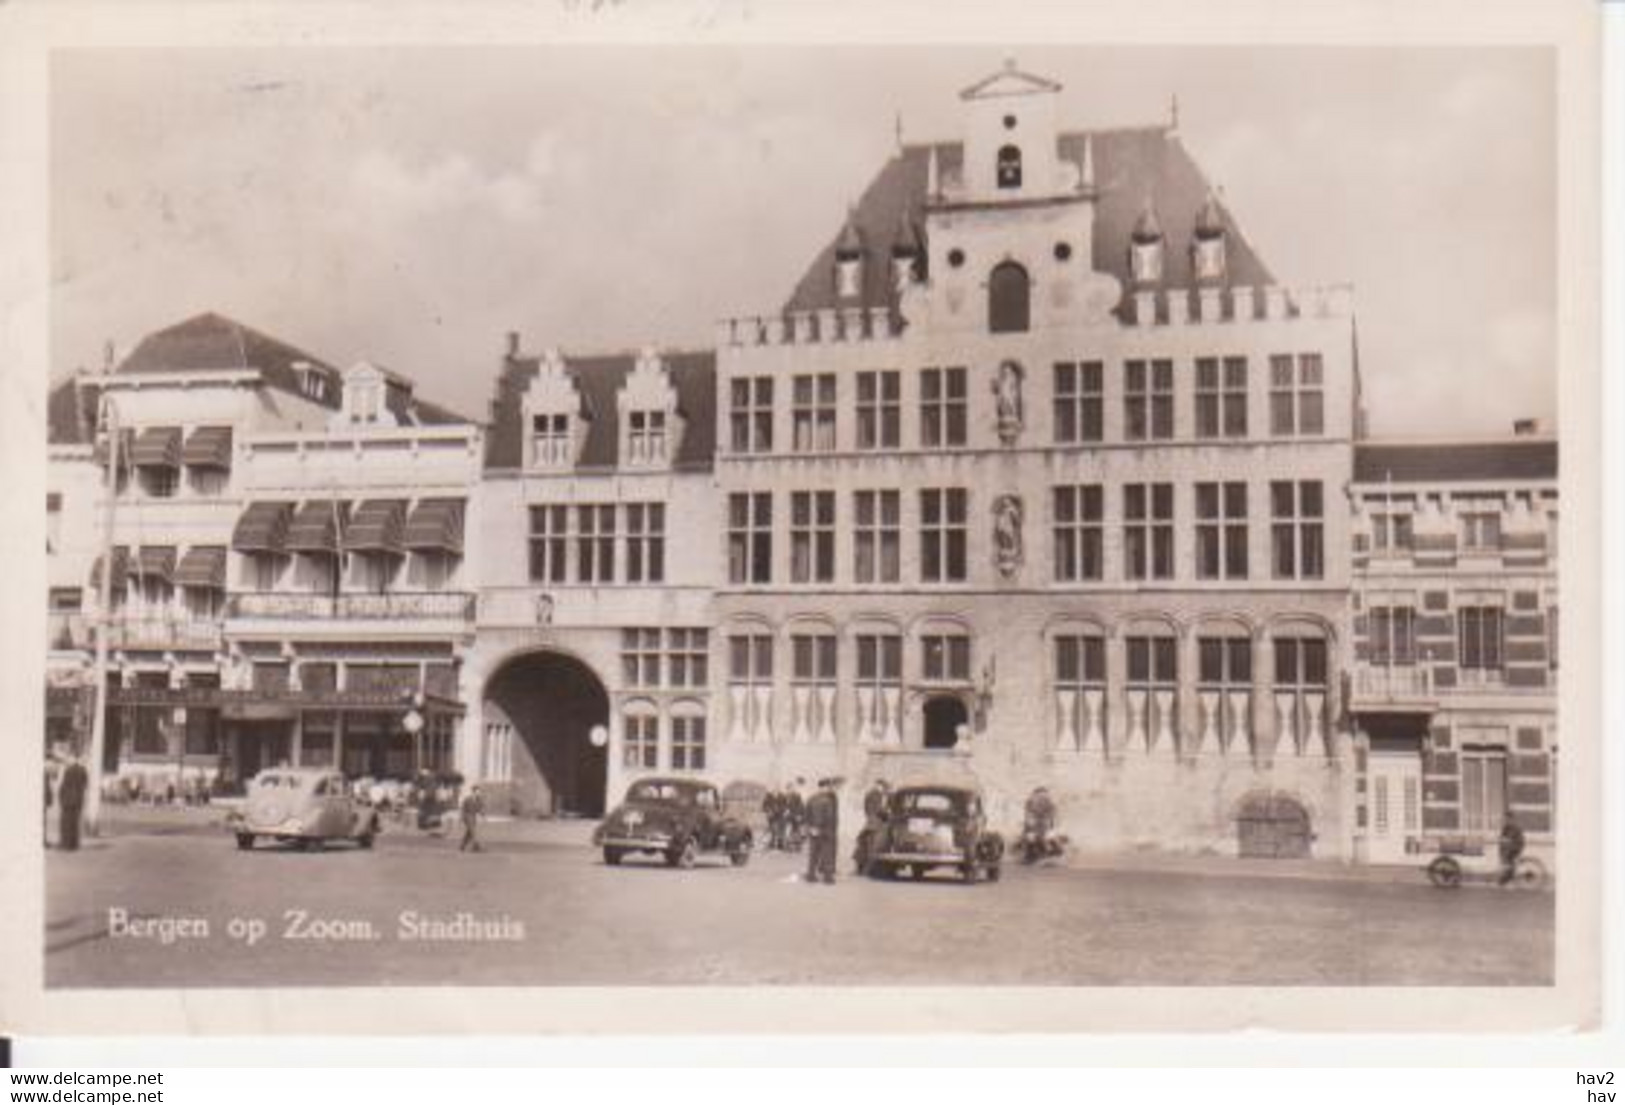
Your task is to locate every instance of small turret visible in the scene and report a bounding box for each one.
[1129,198,1165,286]
[890,205,924,291]
[834,209,865,301]
[1191,191,1228,284]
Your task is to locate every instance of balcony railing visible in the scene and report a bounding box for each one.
[1351,665,1434,702]
[227,591,476,622]
[109,615,223,651]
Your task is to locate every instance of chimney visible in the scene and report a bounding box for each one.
[102,340,116,374]
[1512,418,1543,437]
[505,331,521,360]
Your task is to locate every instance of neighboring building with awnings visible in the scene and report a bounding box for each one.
[43,314,475,791]
[220,359,480,789]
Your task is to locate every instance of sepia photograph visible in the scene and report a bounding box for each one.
[7,3,1603,1037]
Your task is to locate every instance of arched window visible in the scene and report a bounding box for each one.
[996,144,1023,189]
[988,261,1031,333]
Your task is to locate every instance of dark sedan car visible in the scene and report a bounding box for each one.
[593,777,754,868]
[862,784,1003,883]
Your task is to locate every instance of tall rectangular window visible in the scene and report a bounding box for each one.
[854,490,901,583]
[1054,361,1104,444]
[621,628,663,688]
[623,711,658,770]
[1461,749,1508,834]
[1274,635,1328,752]
[1458,606,1505,672]
[531,413,571,466]
[727,492,772,585]
[576,504,617,583]
[627,410,666,464]
[790,490,836,583]
[920,488,968,583]
[1460,502,1504,552]
[1124,359,1174,441]
[670,714,707,771]
[1196,356,1248,438]
[856,633,903,742]
[792,374,837,452]
[728,632,773,741]
[1197,636,1252,748]
[624,503,666,584]
[1369,606,1417,666]
[528,504,570,583]
[1126,635,1178,749]
[1195,482,1249,580]
[1270,480,1325,579]
[792,634,837,691]
[1371,507,1414,553]
[1124,483,1174,581]
[1055,634,1108,747]
[1269,353,1325,436]
[922,635,971,682]
[729,377,774,453]
[856,371,901,450]
[1053,485,1104,582]
[921,366,968,447]
[666,628,709,688]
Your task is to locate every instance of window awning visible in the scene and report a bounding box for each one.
[286,500,349,554]
[403,498,465,554]
[131,546,177,583]
[130,426,182,469]
[90,547,131,591]
[231,501,294,554]
[174,545,228,590]
[181,425,234,470]
[345,499,408,555]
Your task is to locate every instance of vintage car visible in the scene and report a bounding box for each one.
[592,777,753,868]
[863,784,1004,883]
[228,767,382,851]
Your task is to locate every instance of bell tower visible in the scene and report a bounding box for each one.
[958,58,1066,204]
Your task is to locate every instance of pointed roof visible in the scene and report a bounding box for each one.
[783,127,1275,316]
[891,204,924,256]
[1194,191,1227,239]
[115,311,345,407]
[1131,199,1164,243]
[835,211,865,258]
[483,348,715,472]
[959,60,1063,101]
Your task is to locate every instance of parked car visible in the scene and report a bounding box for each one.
[228,767,382,851]
[863,784,1003,883]
[592,777,754,868]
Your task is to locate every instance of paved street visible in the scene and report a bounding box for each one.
[45,813,1553,988]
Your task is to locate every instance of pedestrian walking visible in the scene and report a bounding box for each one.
[804,777,839,885]
[459,785,485,853]
[1497,811,1526,885]
[57,754,89,852]
[763,788,783,851]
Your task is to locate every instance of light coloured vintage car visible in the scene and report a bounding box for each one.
[229,767,381,851]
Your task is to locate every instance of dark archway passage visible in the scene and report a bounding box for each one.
[1236,791,1313,859]
[922,695,969,750]
[484,651,610,818]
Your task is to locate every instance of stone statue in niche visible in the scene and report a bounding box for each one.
[993,494,1024,578]
[994,360,1024,445]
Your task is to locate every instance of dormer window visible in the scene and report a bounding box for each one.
[532,413,571,467]
[300,369,326,402]
[349,380,381,423]
[996,145,1023,189]
[628,410,667,465]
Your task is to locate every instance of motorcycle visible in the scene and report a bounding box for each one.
[1015,825,1068,865]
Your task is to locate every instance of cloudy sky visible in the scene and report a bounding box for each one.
[50,45,1554,436]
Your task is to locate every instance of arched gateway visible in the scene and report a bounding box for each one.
[483,649,610,818]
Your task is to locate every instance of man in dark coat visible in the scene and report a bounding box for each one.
[459,785,485,853]
[57,754,89,852]
[1497,812,1527,885]
[784,780,806,853]
[763,788,784,851]
[854,779,890,874]
[804,777,839,885]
